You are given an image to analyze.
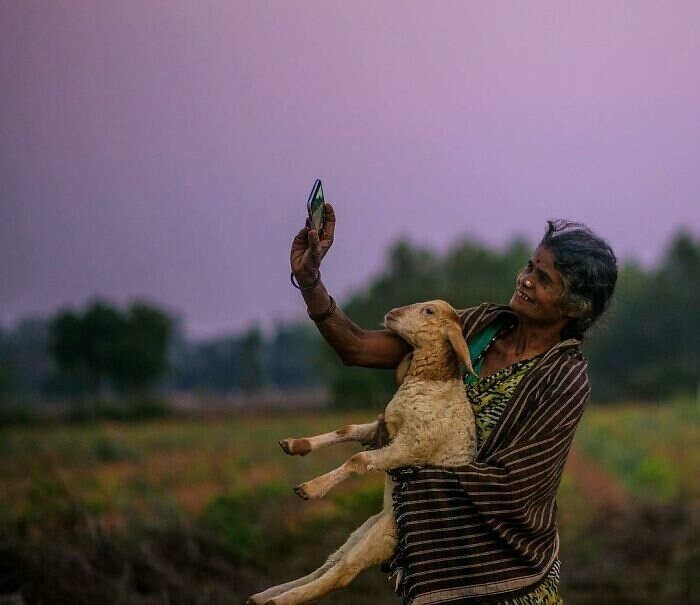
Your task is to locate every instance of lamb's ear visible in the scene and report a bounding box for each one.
[444,321,475,377]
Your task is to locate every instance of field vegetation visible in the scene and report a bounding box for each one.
[1,398,697,604]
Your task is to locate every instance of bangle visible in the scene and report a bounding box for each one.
[290,270,320,292]
[308,295,336,322]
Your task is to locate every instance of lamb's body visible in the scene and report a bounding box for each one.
[383,375,475,468]
[247,300,477,605]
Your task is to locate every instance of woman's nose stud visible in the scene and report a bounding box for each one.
[524,279,533,288]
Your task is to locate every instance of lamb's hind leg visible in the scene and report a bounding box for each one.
[295,436,413,500]
[267,510,397,605]
[246,559,334,605]
[294,450,367,500]
[279,418,379,456]
[246,510,387,605]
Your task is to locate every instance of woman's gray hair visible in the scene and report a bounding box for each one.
[539,220,618,340]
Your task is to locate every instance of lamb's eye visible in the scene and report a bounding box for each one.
[424,307,434,315]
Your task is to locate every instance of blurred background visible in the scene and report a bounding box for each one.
[1,2,698,604]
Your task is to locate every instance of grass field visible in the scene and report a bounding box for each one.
[1,398,698,604]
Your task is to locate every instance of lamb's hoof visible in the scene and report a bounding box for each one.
[245,597,261,605]
[294,483,310,500]
[279,438,311,456]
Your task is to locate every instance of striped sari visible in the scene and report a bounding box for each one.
[466,352,563,604]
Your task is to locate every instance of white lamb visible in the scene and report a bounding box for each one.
[247,300,478,605]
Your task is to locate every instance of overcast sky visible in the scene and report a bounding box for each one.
[2,1,699,338]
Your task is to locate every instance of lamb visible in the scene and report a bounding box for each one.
[246,300,479,605]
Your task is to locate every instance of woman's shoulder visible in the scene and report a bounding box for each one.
[456,301,589,368]
[535,346,590,397]
[457,302,514,340]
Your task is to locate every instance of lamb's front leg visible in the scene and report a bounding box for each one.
[279,418,380,457]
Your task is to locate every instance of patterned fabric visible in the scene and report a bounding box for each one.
[385,302,590,604]
[467,354,545,457]
[466,351,562,605]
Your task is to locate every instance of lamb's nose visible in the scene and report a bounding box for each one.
[384,311,399,325]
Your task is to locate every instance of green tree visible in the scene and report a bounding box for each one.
[265,322,321,388]
[111,302,173,393]
[49,300,173,398]
[49,303,124,397]
[588,230,699,400]
[0,366,13,403]
[240,326,265,393]
[0,327,16,402]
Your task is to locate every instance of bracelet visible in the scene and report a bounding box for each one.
[308,295,337,322]
[290,270,320,292]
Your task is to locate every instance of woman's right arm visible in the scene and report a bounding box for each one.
[302,279,411,368]
[291,203,412,369]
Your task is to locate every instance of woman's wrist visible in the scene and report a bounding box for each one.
[290,268,337,323]
[299,277,333,317]
[307,295,336,322]
[291,269,321,291]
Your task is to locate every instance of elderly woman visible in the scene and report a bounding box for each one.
[290,204,617,605]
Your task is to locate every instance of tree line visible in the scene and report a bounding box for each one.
[325,229,698,406]
[0,229,697,406]
[0,304,322,402]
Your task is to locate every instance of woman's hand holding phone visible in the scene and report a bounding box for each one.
[290,202,336,287]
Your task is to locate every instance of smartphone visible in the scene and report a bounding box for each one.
[306,179,325,232]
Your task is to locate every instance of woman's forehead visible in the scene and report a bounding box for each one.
[532,245,554,265]
[531,246,564,283]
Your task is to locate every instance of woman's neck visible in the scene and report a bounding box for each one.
[503,315,568,357]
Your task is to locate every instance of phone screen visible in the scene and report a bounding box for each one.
[307,179,325,231]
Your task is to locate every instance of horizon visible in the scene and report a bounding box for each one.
[1,225,691,340]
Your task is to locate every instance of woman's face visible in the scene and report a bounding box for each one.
[509,245,570,324]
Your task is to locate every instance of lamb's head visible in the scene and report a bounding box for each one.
[383,300,475,378]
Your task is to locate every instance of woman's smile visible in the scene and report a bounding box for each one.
[515,288,534,304]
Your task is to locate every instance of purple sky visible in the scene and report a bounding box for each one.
[2,1,699,338]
